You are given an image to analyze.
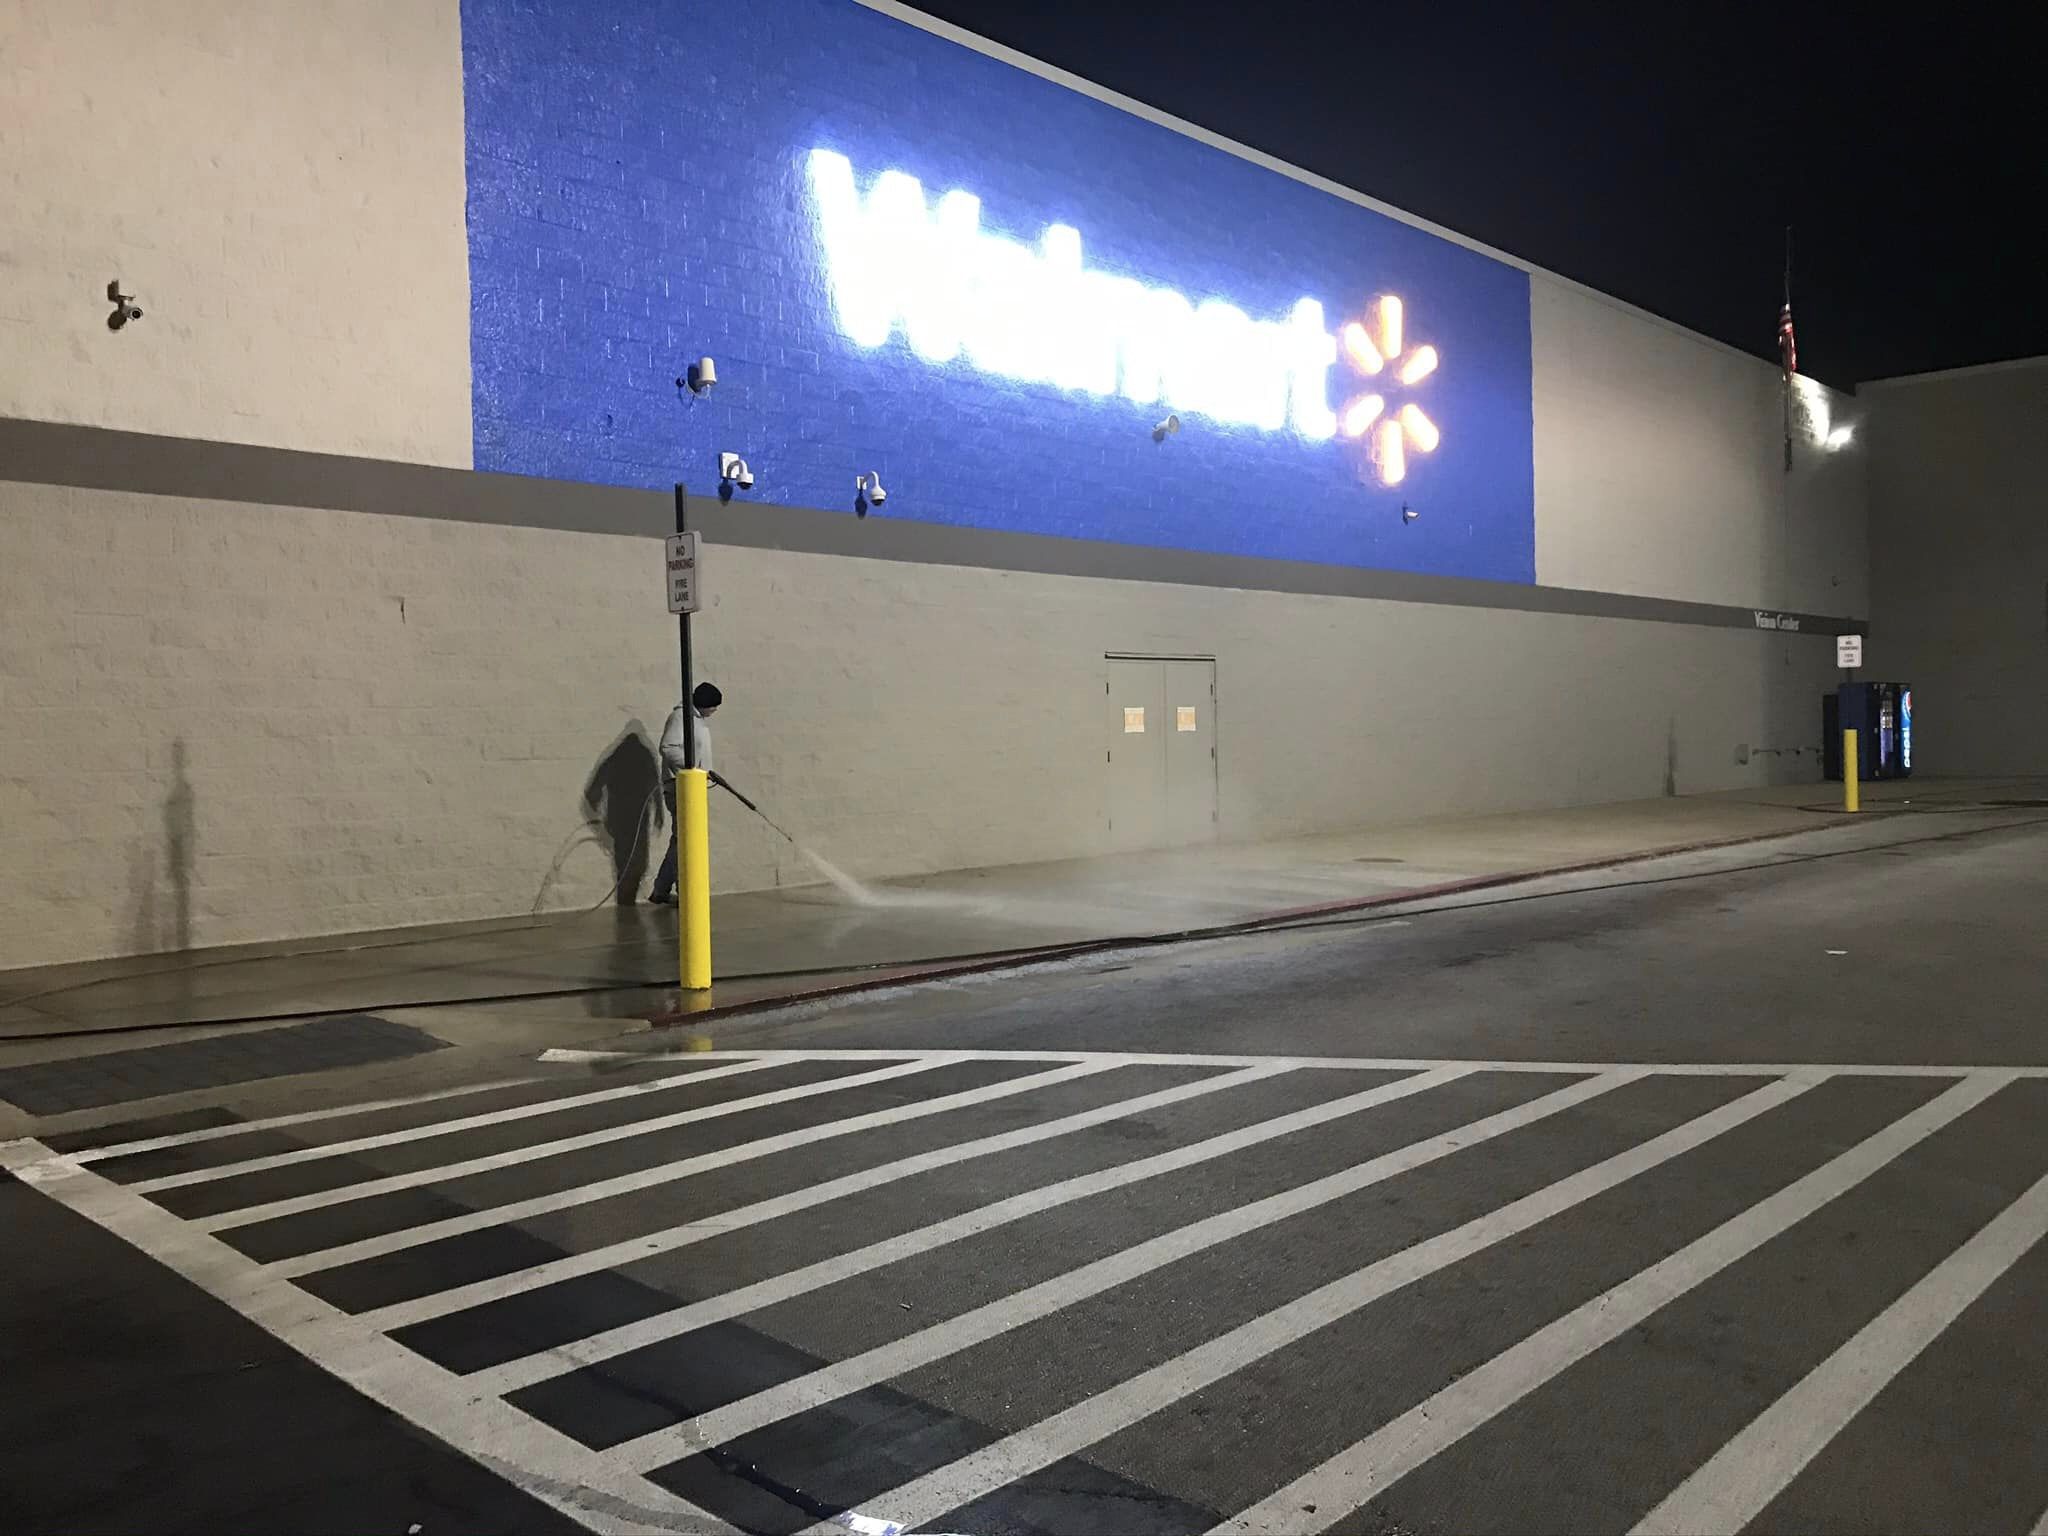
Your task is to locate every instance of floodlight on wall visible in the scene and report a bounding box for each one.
[1152,414,1181,443]
[682,357,718,395]
[718,452,754,491]
[1793,373,1856,452]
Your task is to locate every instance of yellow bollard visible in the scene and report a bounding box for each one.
[1843,730,1859,813]
[677,768,712,989]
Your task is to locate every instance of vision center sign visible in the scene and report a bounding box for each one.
[809,149,1442,486]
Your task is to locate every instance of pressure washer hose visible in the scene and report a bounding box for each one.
[548,773,796,916]
[710,772,801,846]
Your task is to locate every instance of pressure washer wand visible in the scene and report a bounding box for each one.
[709,772,800,845]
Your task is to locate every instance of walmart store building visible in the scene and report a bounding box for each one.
[2,0,1877,967]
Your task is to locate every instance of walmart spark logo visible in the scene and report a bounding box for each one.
[1337,296,1440,486]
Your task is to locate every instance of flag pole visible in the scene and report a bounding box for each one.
[1782,226,1794,473]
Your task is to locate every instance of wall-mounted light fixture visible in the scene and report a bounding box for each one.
[718,452,754,491]
[1152,414,1181,443]
[1401,502,1419,523]
[680,357,718,396]
[1794,374,1857,453]
[854,471,886,516]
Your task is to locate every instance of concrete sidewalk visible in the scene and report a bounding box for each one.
[3,776,2039,1044]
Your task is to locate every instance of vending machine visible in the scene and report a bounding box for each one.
[1824,682,1913,780]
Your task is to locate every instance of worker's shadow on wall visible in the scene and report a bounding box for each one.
[126,738,197,955]
[582,722,662,906]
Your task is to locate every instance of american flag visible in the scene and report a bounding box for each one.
[1778,301,1798,378]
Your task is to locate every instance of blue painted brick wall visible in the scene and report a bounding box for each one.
[462,0,1536,582]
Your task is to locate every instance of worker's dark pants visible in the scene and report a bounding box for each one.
[650,782,679,899]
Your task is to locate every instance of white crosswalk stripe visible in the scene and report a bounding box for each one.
[199,1055,951,1232]
[788,1071,1830,1535]
[265,1057,1112,1277]
[129,1056,782,1192]
[1630,1158,2048,1536]
[1210,1072,2011,1536]
[460,1063,1466,1393]
[63,1074,534,1164]
[605,1067,1647,1473]
[370,1060,1309,1340]
[7,1047,2046,1536]
[0,1138,730,1536]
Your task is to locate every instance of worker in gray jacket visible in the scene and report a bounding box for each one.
[648,681,720,905]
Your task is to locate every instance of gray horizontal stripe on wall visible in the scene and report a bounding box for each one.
[1,416,1865,637]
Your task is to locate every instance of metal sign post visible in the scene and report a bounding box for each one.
[1836,634,1863,812]
[670,484,711,989]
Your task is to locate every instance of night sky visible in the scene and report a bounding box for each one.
[906,2,2041,385]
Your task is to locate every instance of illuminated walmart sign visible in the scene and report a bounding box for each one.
[808,148,1441,482]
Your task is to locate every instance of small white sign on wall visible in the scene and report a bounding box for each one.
[665,532,701,615]
[1123,707,1146,733]
[1836,633,1863,669]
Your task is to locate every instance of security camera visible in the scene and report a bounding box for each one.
[855,471,886,510]
[719,452,754,491]
[682,357,717,396]
[1401,502,1419,523]
[1152,413,1181,443]
[106,281,143,330]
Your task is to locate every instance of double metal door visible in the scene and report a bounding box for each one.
[1106,656,1217,852]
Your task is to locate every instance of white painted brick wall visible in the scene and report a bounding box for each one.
[0,0,471,465]
[1533,277,1869,614]
[0,3,1872,970]
[1,482,1845,971]
[1866,362,2048,774]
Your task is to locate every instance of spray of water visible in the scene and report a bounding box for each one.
[716,777,974,911]
[793,845,887,906]
[793,844,974,911]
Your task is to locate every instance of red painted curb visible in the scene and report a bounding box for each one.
[642,822,1814,1030]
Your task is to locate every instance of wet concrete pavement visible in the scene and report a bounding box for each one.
[3,804,2047,1533]
[6,778,2036,1047]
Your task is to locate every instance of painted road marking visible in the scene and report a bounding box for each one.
[793,1072,1828,1536]
[1631,1160,2048,1536]
[0,1138,730,1536]
[200,1056,949,1233]
[264,1059,1114,1279]
[11,1050,2045,1536]
[459,1066,1482,1394]
[605,1067,1647,1472]
[1210,1072,2013,1535]
[541,1047,2048,1077]
[65,1075,533,1164]
[365,1061,1307,1338]
[129,1057,783,1192]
